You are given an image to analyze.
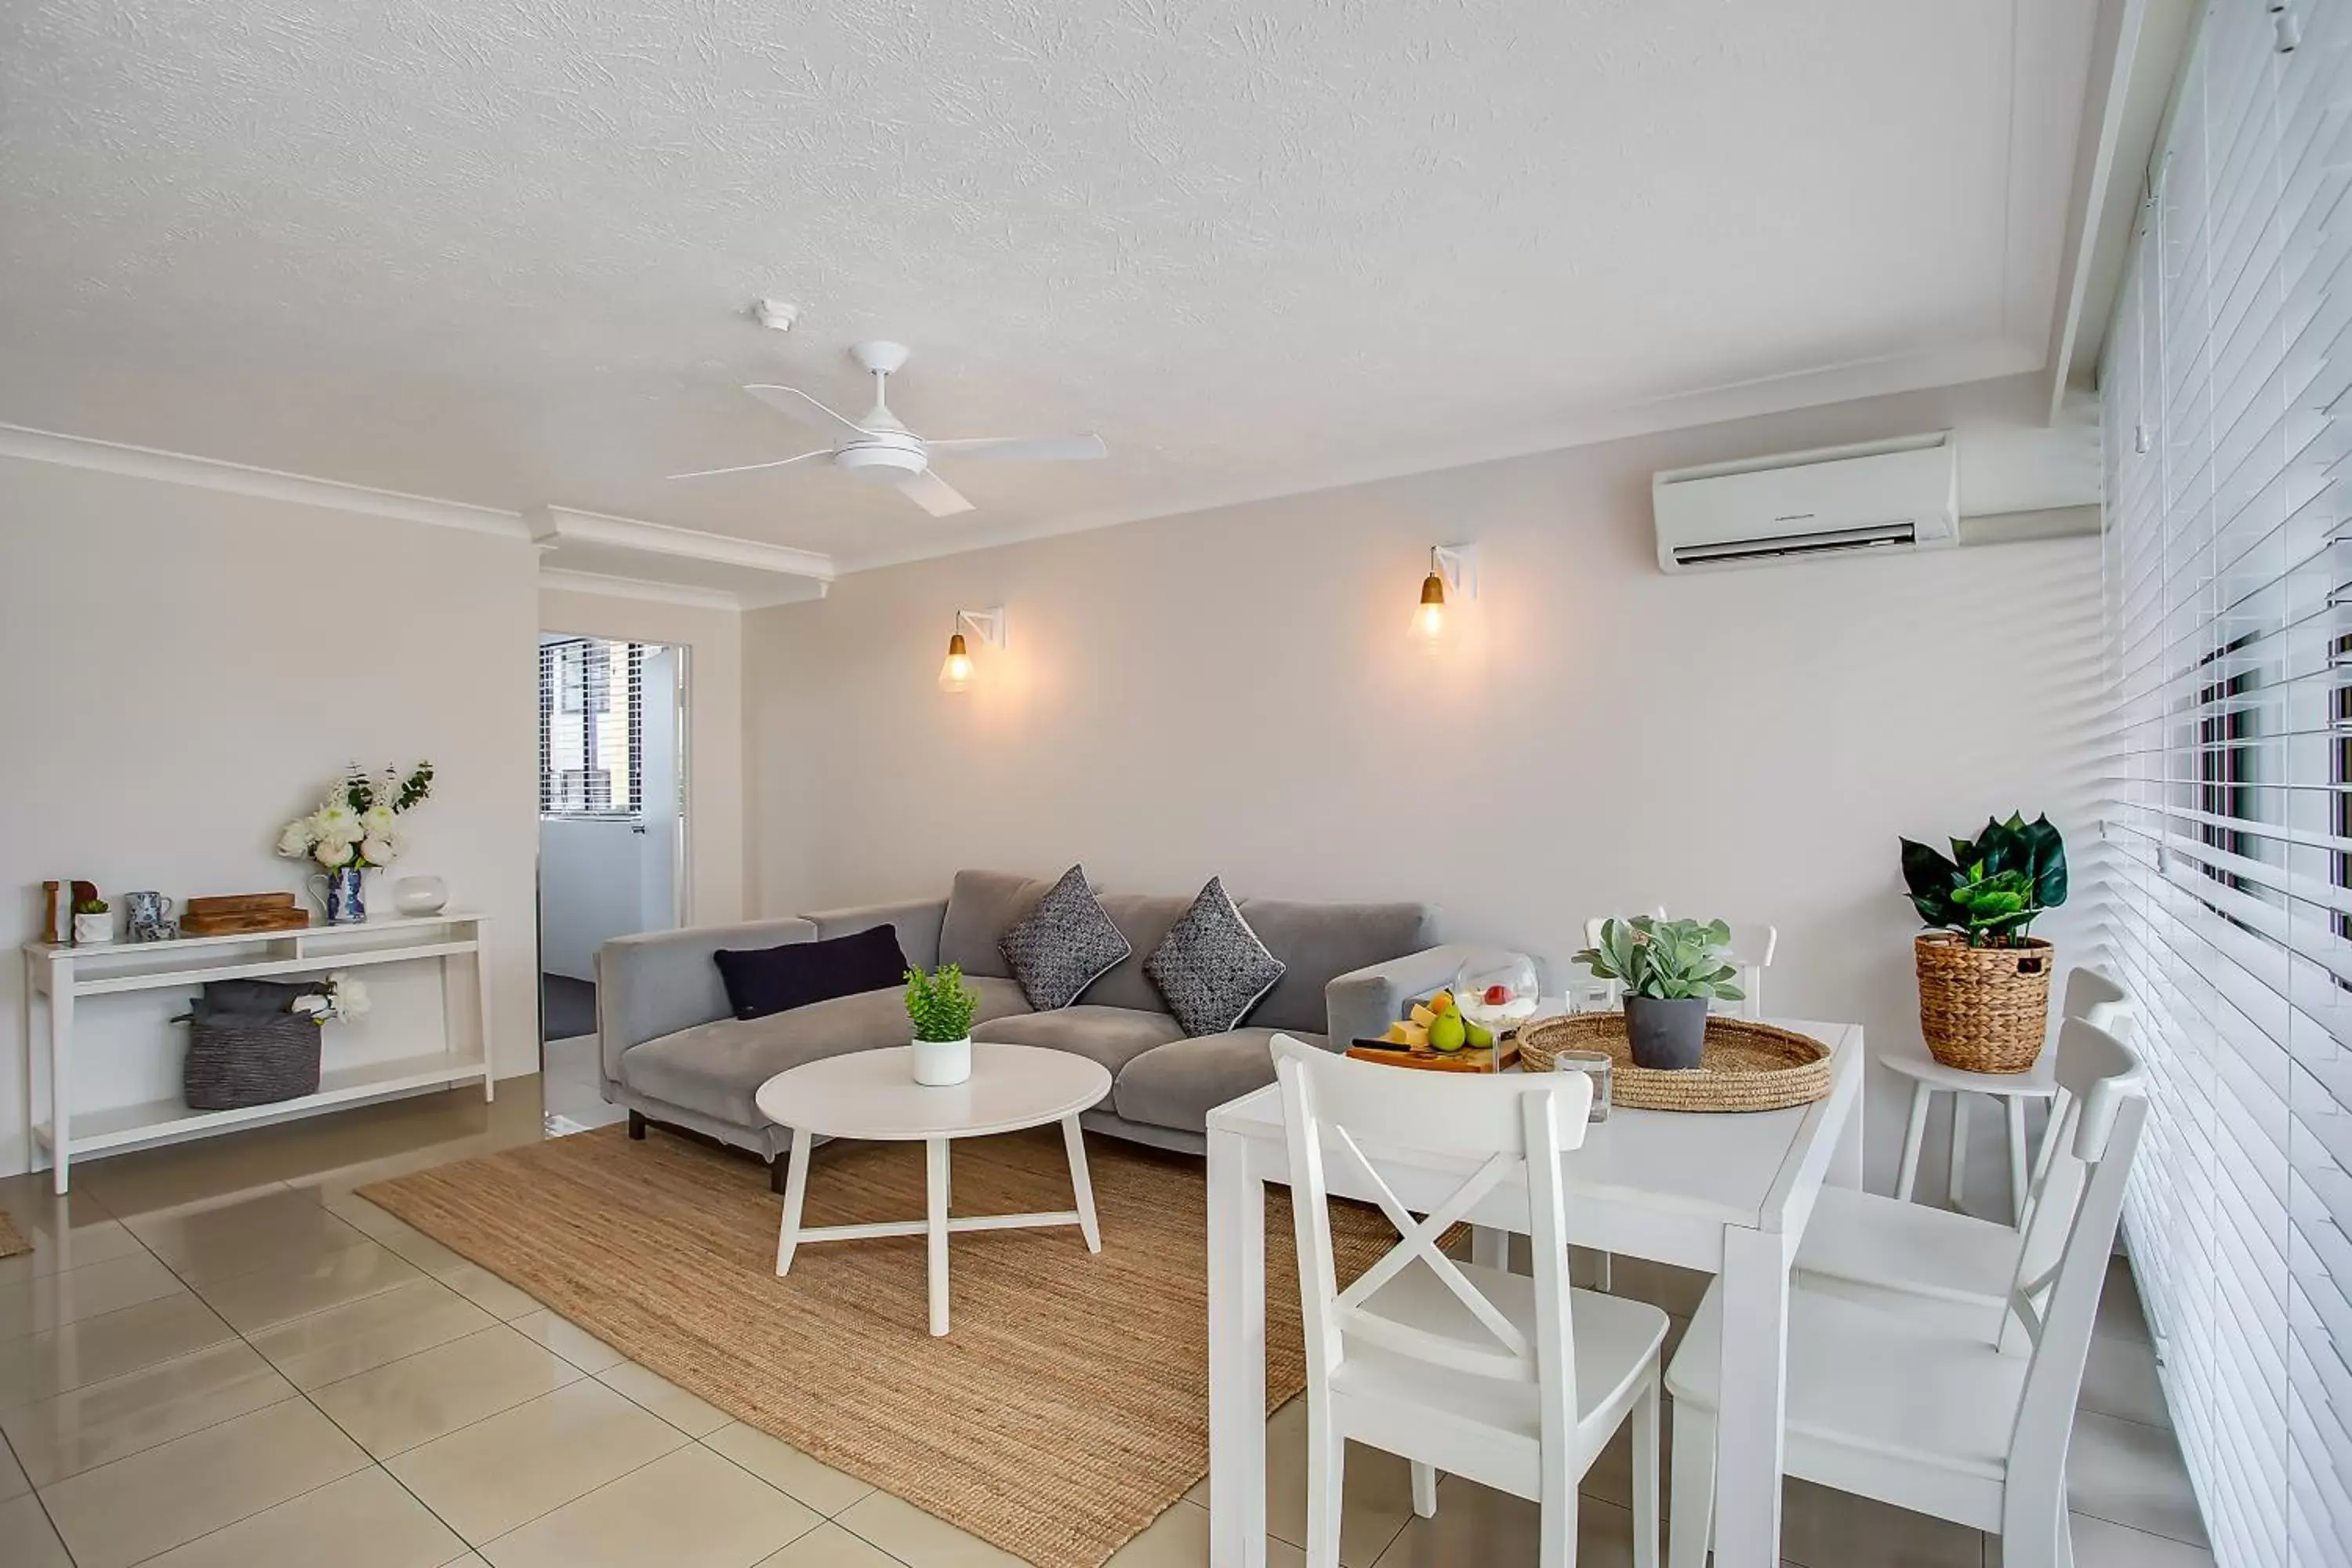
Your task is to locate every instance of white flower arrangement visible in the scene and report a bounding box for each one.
[276,763,434,870]
[293,971,370,1025]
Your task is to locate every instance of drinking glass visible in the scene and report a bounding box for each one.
[1552,1048,1613,1122]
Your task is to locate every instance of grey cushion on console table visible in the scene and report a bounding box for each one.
[597,870,1448,1160]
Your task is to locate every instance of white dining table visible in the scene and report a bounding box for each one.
[1205,1017,1865,1568]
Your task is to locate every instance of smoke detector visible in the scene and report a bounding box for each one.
[753,299,797,332]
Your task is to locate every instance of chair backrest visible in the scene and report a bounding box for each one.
[1271,1035,1592,1442]
[2017,969,2138,1223]
[1995,1018,2149,1474]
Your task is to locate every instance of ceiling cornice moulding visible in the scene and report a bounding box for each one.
[0,423,530,539]
[526,506,835,583]
[537,566,752,612]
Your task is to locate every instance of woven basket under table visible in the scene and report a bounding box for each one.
[1517,1014,1833,1112]
[183,1011,323,1111]
[1913,932,2053,1073]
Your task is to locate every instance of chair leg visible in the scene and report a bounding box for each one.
[1539,1469,1577,1568]
[2005,1096,2031,1225]
[1668,1404,1715,1568]
[1304,1405,1344,1568]
[1894,1083,1931,1200]
[1631,1374,1661,1568]
[1410,1462,1438,1518]
[627,1109,645,1141]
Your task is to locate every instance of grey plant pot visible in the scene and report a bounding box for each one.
[1624,995,1709,1070]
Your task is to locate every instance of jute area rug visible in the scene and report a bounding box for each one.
[0,1207,27,1259]
[361,1123,1399,1568]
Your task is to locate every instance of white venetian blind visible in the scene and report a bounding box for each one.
[2100,3,2352,1563]
[538,637,648,817]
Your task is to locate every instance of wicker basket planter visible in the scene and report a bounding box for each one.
[1915,932,2053,1073]
[183,1011,323,1111]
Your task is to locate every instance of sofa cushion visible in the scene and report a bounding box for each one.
[937,870,1054,979]
[972,1006,1188,1078]
[1239,899,1439,1034]
[620,977,1031,1129]
[1112,1027,1330,1134]
[713,925,907,1021]
[999,864,1131,1010]
[1145,877,1287,1036]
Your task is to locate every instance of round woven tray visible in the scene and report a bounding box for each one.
[1517,1014,1832,1112]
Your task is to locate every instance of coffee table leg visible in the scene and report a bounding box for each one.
[927,1137,951,1336]
[1063,1115,1102,1253]
[775,1127,812,1276]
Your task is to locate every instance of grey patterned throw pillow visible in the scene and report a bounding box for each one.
[999,865,1132,1010]
[1145,877,1287,1037]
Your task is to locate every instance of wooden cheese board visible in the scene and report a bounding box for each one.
[1345,1036,1522,1073]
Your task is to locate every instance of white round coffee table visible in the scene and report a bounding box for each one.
[753,1043,1114,1336]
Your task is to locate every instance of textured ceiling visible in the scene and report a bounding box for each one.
[0,1,2097,570]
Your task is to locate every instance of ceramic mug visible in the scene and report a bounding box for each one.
[124,890,174,940]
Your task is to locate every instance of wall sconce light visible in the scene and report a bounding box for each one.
[1411,544,1478,644]
[938,607,1006,692]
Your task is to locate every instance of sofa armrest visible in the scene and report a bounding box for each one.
[799,897,949,972]
[596,917,818,1088]
[1323,944,1487,1051]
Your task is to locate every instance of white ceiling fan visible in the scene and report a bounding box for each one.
[670,340,1108,517]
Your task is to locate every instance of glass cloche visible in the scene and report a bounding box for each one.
[1453,949,1541,1042]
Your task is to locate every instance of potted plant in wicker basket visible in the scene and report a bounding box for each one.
[1900,813,2068,1073]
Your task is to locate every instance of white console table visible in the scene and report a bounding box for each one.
[20,912,495,1192]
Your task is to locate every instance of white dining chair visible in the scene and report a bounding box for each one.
[1793,969,2133,1338]
[1664,1017,2147,1568]
[1270,1034,1668,1568]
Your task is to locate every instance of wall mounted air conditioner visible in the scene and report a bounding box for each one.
[1652,431,1960,572]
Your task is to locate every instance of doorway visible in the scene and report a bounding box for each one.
[535,633,690,1126]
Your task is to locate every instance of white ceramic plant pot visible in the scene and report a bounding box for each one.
[72,912,112,945]
[910,1036,972,1087]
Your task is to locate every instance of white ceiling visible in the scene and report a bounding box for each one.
[0,2,2099,572]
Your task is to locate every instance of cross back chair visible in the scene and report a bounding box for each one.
[1271,1034,1668,1568]
[1665,1017,2149,1568]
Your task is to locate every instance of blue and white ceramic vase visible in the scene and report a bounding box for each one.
[309,867,367,925]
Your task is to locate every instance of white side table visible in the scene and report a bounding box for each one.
[1882,1040,2055,1223]
[753,1043,1113,1336]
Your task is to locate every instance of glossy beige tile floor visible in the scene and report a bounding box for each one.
[0,1077,2212,1568]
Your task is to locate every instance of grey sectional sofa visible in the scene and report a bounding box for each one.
[597,869,1468,1174]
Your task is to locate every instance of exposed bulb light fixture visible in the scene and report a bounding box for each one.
[1410,545,1477,645]
[938,632,974,691]
[937,607,1006,693]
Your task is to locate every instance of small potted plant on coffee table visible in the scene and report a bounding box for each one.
[1573,916,1745,1069]
[905,964,979,1086]
[72,897,113,946]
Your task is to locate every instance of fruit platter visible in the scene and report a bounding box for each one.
[1348,987,1524,1073]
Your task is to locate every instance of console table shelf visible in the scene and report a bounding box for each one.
[21,912,495,1192]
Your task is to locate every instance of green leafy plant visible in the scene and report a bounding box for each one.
[904,964,978,1043]
[1900,813,2067,947]
[74,898,107,915]
[1572,916,1745,1002]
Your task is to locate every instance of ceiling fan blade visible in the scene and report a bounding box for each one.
[743,384,869,444]
[924,434,1109,462]
[892,468,975,517]
[666,450,829,481]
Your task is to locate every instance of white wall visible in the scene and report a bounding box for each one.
[744,374,2104,1197]
[0,456,543,1177]
[539,588,745,927]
